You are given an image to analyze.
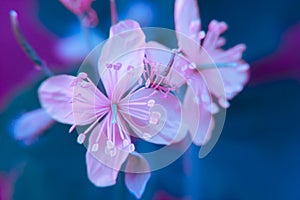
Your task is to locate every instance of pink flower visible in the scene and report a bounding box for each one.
[38,20,182,198]
[60,0,98,27]
[160,0,250,145]
[174,0,250,109]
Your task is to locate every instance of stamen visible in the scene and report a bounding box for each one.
[77,133,86,144]
[128,143,135,152]
[218,97,230,108]
[92,143,99,152]
[113,62,122,70]
[78,72,88,79]
[145,78,151,88]
[123,139,130,147]
[198,30,206,40]
[83,118,99,134]
[142,133,152,140]
[127,65,134,71]
[69,124,76,133]
[209,102,219,114]
[106,63,113,68]
[147,99,155,107]
[106,140,115,149]
[149,111,161,125]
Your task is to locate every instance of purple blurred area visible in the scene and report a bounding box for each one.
[251,22,300,85]
[0,0,73,110]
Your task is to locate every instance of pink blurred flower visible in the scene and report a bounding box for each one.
[38,20,182,198]
[154,0,250,145]
[174,0,250,109]
[0,172,16,200]
[12,109,55,145]
[251,21,300,85]
[60,0,98,27]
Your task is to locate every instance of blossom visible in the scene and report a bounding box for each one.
[60,0,98,27]
[38,20,182,198]
[174,0,250,109]
[166,0,251,145]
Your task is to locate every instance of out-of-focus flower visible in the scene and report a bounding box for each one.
[174,0,250,109]
[251,22,300,85]
[37,20,183,198]
[153,191,190,200]
[0,172,16,200]
[60,0,98,27]
[12,109,55,145]
[159,0,250,145]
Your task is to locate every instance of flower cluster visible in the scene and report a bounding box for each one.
[13,0,249,198]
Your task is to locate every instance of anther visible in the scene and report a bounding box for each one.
[113,62,122,70]
[218,97,230,108]
[92,143,99,152]
[78,72,88,79]
[128,144,135,152]
[127,65,134,71]
[106,63,113,68]
[145,79,151,88]
[147,99,155,107]
[142,133,152,140]
[77,133,86,144]
[122,139,129,147]
[106,140,115,149]
[149,111,161,125]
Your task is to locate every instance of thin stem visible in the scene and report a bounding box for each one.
[110,0,118,25]
[9,10,53,77]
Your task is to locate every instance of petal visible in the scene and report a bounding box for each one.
[12,109,55,145]
[174,0,201,56]
[38,75,75,124]
[86,118,128,187]
[183,70,215,145]
[218,63,250,100]
[98,20,146,99]
[38,75,108,125]
[174,0,201,38]
[86,152,119,187]
[125,152,151,199]
[121,87,182,145]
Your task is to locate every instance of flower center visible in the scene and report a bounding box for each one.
[111,103,118,124]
